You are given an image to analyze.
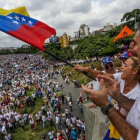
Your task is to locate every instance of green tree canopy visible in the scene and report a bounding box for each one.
[121,9,140,22]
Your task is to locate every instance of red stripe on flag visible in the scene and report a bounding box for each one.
[8,21,56,51]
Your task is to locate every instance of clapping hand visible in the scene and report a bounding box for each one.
[81,79,109,108]
[97,75,121,100]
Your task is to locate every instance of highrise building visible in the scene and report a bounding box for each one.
[59,33,68,48]
[104,23,117,31]
[79,24,90,38]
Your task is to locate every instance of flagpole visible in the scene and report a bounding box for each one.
[44,50,96,81]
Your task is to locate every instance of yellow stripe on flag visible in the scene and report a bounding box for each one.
[0,6,29,16]
[109,124,120,139]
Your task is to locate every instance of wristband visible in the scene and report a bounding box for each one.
[86,67,90,72]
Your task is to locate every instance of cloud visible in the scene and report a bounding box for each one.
[66,0,92,14]
[0,0,139,47]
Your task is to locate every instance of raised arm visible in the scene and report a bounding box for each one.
[74,65,114,79]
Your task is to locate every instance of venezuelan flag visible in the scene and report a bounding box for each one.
[103,124,120,140]
[0,6,56,51]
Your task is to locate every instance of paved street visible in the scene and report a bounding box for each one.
[52,75,87,119]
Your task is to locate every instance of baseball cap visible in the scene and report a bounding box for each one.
[102,57,113,66]
[121,52,130,58]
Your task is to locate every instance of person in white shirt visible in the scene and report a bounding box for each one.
[35,113,40,125]
[48,130,54,140]
[68,101,72,112]
[61,113,66,124]
[29,119,35,130]
[65,107,69,118]
[81,119,85,134]
[71,116,76,126]
[42,115,47,129]
[8,121,15,133]
[32,93,36,101]
[86,57,119,108]
[23,113,28,125]
[56,115,61,130]
[56,84,59,92]
[4,133,11,140]
[66,96,70,104]
[2,124,7,134]
[76,117,81,134]
[66,117,71,127]
[15,114,20,126]
[47,113,53,125]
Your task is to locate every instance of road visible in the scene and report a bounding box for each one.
[52,75,87,119]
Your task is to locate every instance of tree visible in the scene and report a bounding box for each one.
[121,9,140,23]
[43,43,73,60]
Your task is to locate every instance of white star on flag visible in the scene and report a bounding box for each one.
[28,20,33,25]
[21,17,26,22]
[13,20,19,25]
[14,15,20,20]
[7,16,13,20]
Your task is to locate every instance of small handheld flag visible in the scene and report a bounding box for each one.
[113,25,134,42]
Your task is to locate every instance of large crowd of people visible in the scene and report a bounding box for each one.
[0,54,86,140]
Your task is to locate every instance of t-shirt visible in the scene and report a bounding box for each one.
[23,114,28,120]
[71,130,77,139]
[42,116,46,121]
[2,125,7,134]
[71,117,76,124]
[90,69,120,91]
[4,135,10,140]
[8,122,12,127]
[76,120,81,127]
[15,115,20,121]
[29,119,34,124]
[113,72,140,115]
[56,116,60,124]
[69,102,72,106]
[48,131,54,139]
[66,118,71,126]
[120,95,140,140]
[65,109,68,114]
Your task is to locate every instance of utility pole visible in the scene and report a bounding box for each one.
[74,31,77,44]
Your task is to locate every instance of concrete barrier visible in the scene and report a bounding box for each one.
[83,102,110,140]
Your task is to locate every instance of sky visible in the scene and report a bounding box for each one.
[0,0,139,47]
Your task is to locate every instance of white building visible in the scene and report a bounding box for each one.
[79,24,90,38]
[104,23,117,32]
[69,45,78,50]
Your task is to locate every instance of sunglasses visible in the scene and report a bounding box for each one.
[105,64,113,69]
